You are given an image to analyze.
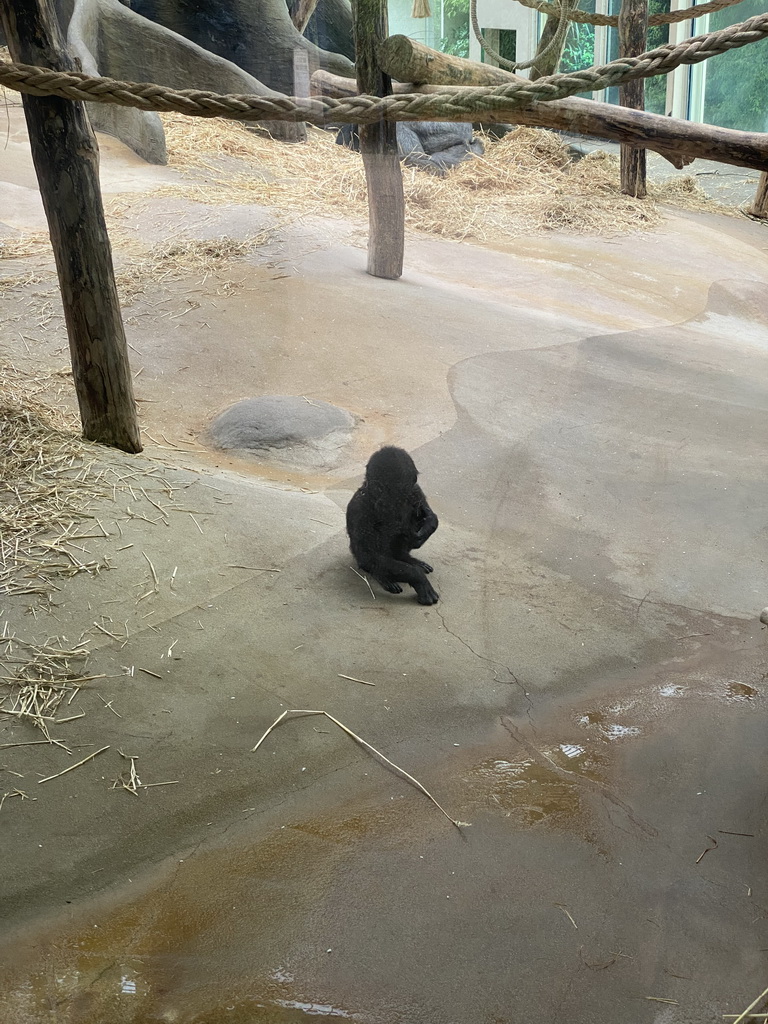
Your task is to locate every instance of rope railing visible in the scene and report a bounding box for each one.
[471,0,572,72]
[471,0,747,75]
[0,12,766,125]
[511,0,746,30]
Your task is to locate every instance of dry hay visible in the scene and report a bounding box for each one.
[0,365,114,598]
[0,627,91,750]
[156,115,736,242]
[0,232,55,290]
[114,233,271,303]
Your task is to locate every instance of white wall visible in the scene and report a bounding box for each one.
[468,0,538,68]
[388,0,438,47]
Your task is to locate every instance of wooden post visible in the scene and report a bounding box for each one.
[618,0,649,198]
[0,0,142,453]
[748,172,768,219]
[352,0,405,279]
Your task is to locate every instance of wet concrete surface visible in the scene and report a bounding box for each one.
[2,105,768,1023]
[1,634,766,1024]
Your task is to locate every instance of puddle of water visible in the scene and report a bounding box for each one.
[0,953,368,1024]
[579,710,605,726]
[275,999,361,1018]
[560,743,584,759]
[724,681,759,702]
[466,746,607,827]
[658,684,687,697]
[0,822,373,1024]
[601,724,642,740]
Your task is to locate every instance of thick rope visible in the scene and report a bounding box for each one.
[512,0,745,29]
[470,0,572,71]
[0,13,765,124]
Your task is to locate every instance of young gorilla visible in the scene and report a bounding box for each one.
[346,446,439,605]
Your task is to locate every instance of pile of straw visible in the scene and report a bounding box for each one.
[0,629,91,749]
[0,233,55,290]
[157,115,733,242]
[115,234,271,303]
[0,366,110,598]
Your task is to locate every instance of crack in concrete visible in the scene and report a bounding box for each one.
[501,716,658,839]
[436,610,534,723]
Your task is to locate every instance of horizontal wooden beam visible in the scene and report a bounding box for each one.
[312,63,768,174]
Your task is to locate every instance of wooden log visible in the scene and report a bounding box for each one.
[352,0,404,278]
[748,172,768,219]
[0,0,141,453]
[379,34,513,86]
[364,39,768,173]
[618,0,649,197]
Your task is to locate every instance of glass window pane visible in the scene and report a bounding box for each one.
[560,0,596,74]
[698,0,768,131]
[605,0,670,111]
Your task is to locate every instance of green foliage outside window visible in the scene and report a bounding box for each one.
[436,0,767,131]
[702,0,768,131]
[439,0,470,57]
[561,22,595,73]
[643,0,670,115]
[439,22,470,57]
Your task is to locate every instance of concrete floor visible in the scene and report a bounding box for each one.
[1,104,768,1024]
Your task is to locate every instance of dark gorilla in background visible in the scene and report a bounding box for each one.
[346,446,439,605]
[336,122,484,177]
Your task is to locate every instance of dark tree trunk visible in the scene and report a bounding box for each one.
[618,0,649,197]
[352,0,404,279]
[0,0,142,453]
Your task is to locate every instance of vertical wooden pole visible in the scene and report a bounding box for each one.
[748,173,768,219]
[352,0,405,279]
[0,0,142,453]
[618,0,649,198]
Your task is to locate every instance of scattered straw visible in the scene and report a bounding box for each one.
[111,750,178,794]
[252,708,468,829]
[729,986,768,1024]
[0,233,55,290]
[115,234,271,304]
[227,565,282,572]
[555,903,578,929]
[695,834,719,864]
[350,565,376,600]
[37,744,109,784]
[338,673,375,686]
[154,117,739,242]
[112,750,141,795]
[0,366,117,597]
[0,628,91,746]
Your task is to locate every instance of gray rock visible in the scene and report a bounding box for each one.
[206,395,355,469]
[336,121,484,177]
[65,0,290,164]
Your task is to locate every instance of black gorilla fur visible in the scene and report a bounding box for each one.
[346,446,439,605]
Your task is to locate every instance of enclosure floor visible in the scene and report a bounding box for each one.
[1,117,768,1024]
